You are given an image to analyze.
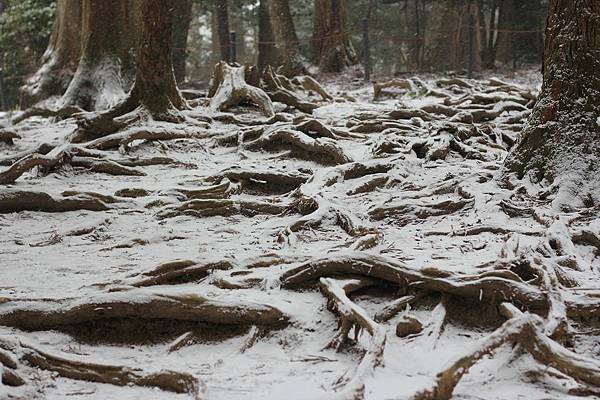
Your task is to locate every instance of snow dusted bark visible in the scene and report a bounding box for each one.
[19,0,82,108]
[61,0,134,111]
[312,0,357,72]
[503,0,600,207]
[269,0,308,77]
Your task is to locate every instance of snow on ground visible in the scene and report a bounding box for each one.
[1,68,599,400]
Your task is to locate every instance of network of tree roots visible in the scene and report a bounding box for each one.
[1,69,600,399]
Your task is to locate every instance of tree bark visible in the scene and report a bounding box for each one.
[504,0,600,207]
[131,0,186,118]
[258,0,278,71]
[312,0,357,72]
[19,0,82,108]
[215,0,230,62]
[269,0,308,77]
[172,0,192,83]
[61,0,133,111]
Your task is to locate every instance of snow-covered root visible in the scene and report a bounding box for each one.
[243,127,351,165]
[0,129,20,145]
[0,189,110,213]
[280,252,547,311]
[209,61,274,117]
[0,336,205,399]
[369,196,475,223]
[373,78,412,100]
[117,259,234,287]
[262,66,318,114]
[10,105,84,125]
[156,198,287,219]
[0,288,289,330]
[319,278,386,400]
[84,126,212,151]
[205,167,310,195]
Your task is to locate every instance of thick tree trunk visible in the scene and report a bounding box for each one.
[269,0,308,77]
[215,0,230,62]
[504,0,600,207]
[19,0,82,108]
[61,0,133,111]
[258,0,278,71]
[172,0,192,83]
[312,0,357,72]
[131,0,186,118]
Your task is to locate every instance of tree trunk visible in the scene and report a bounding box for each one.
[503,0,600,207]
[131,0,186,119]
[269,0,307,77]
[215,0,230,62]
[496,0,545,67]
[312,0,357,72]
[61,0,133,111]
[172,0,192,83]
[258,0,278,71]
[19,0,82,108]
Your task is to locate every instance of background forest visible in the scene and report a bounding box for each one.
[0,0,547,110]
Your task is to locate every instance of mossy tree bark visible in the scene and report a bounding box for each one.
[19,0,82,108]
[503,0,600,207]
[61,0,134,111]
[312,0,357,72]
[269,0,308,77]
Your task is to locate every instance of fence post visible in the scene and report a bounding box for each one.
[229,31,237,64]
[362,18,371,82]
[0,69,6,111]
[467,8,475,78]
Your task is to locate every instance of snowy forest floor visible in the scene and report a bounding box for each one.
[1,67,600,400]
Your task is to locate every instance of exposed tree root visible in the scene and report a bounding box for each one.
[205,167,310,194]
[11,105,84,125]
[0,336,205,399]
[319,278,386,399]
[120,259,234,287]
[84,126,212,151]
[262,66,318,113]
[243,127,351,165]
[369,197,474,223]
[209,62,275,117]
[0,189,109,213]
[0,129,20,145]
[156,198,287,219]
[0,288,289,330]
[373,78,412,100]
[281,252,547,311]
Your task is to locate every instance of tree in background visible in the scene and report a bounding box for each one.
[312,0,357,72]
[504,0,600,207]
[172,0,193,83]
[4,0,70,108]
[79,0,186,131]
[60,0,133,111]
[270,0,307,76]
[214,0,231,62]
[258,0,278,71]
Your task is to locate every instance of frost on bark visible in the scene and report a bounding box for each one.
[269,0,308,77]
[312,0,357,72]
[172,0,192,83]
[258,0,278,71]
[19,0,82,108]
[503,0,600,207]
[60,0,134,111]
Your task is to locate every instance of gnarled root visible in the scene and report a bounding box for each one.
[120,259,234,287]
[0,336,205,399]
[319,278,386,399]
[0,287,289,330]
[11,105,84,125]
[209,61,275,117]
[0,189,109,213]
[262,66,318,114]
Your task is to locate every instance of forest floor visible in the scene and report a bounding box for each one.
[1,67,600,400]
